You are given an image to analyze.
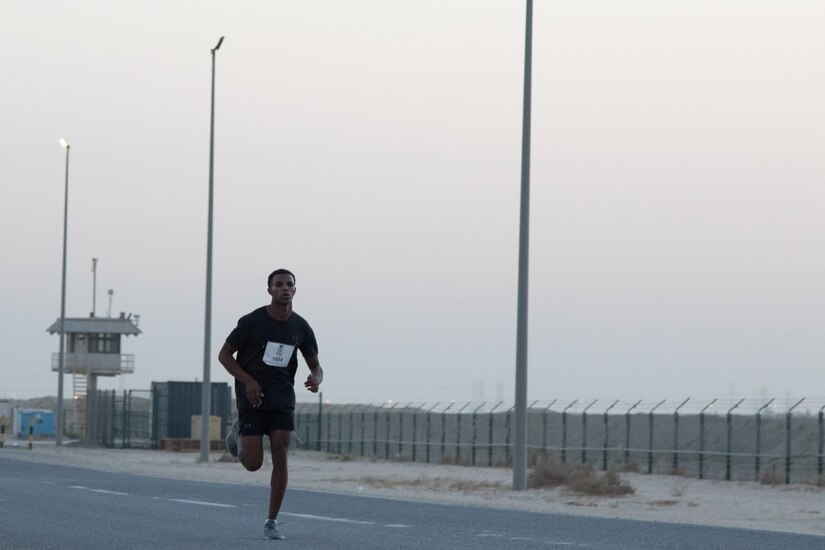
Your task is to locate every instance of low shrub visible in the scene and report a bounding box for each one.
[759,470,784,486]
[528,457,635,496]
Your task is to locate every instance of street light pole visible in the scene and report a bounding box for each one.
[513,0,533,491]
[200,36,224,462]
[57,137,71,447]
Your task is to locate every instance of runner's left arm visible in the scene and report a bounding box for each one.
[303,355,323,393]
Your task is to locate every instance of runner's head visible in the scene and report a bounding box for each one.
[268,268,295,287]
[268,269,296,305]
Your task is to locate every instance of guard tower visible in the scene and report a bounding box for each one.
[46,313,141,435]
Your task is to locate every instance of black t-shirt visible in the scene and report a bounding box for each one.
[226,306,318,410]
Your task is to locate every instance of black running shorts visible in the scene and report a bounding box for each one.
[238,407,295,435]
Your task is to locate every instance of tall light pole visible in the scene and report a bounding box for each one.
[513,0,533,491]
[57,137,71,447]
[201,36,224,462]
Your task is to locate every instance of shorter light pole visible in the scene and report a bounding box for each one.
[56,137,71,446]
[200,36,224,462]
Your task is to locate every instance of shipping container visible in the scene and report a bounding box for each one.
[151,381,231,441]
[16,409,55,437]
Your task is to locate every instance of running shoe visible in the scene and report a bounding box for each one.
[264,519,285,540]
[225,419,239,457]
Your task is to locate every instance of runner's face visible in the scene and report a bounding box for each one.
[268,274,296,304]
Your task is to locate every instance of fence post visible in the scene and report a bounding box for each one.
[386,401,399,459]
[672,398,690,472]
[293,403,304,448]
[317,392,323,451]
[336,404,345,455]
[542,400,557,453]
[325,398,334,453]
[648,400,665,474]
[347,404,357,456]
[561,400,577,464]
[754,398,774,481]
[624,400,641,462]
[505,405,515,463]
[441,402,455,462]
[456,403,470,462]
[121,390,127,448]
[725,399,745,481]
[301,402,307,447]
[373,404,380,457]
[582,399,597,465]
[602,400,619,471]
[426,402,439,464]
[471,402,486,466]
[699,399,717,479]
[489,401,503,467]
[525,400,539,463]
[343,403,355,454]
[360,403,371,458]
[785,398,805,484]
[411,404,422,462]
[120,390,127,448]
[108,390,115,447]
[100,390,106,447]
[399,402,412,457]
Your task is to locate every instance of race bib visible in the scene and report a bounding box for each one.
[262,341,295,367]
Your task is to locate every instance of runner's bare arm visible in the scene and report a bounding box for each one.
[218,341,264,405]
[303,355,323,393]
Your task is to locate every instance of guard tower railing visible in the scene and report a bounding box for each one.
[51,353,135,375]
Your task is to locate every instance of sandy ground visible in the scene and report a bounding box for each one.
[1,440,823,538]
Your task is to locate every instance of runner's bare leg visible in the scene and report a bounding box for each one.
[268,430,291,519]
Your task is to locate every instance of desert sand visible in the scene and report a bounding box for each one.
[1,441,823,538]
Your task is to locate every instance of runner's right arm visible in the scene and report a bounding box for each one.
[218,341,264,406]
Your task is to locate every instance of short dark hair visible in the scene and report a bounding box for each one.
[268,269,296,287]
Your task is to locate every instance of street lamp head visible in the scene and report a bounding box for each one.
[213,36,224,52]
[59,138,70,149]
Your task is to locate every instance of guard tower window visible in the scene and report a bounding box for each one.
[88,333,120,354]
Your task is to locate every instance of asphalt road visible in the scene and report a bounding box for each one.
[1,457,822,549]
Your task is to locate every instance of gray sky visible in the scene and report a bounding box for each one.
[2,1,823,407]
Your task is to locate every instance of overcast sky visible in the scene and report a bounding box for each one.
[2,1,823,411]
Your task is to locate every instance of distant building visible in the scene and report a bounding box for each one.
[46,313,141,437]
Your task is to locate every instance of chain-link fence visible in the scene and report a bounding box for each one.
[83,385,231,449]
[86,389,153,448]
[295,398,825,485]
[81,391,825,485]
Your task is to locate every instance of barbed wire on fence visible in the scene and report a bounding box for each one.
[78,390,825,486]
[293,396,825,485]
[296,397,825,417]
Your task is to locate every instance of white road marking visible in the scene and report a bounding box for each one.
[479,532,590,548]
[280,512,375,525]
[167,498,236,508]
[68,485,127,496]
[384,524,411,528]
[90,489,128,495]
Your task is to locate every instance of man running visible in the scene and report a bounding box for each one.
[219,268,324,540]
